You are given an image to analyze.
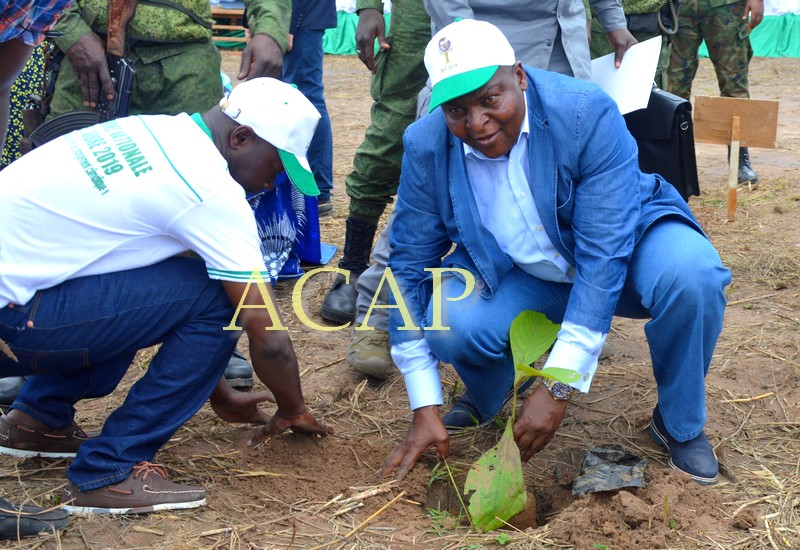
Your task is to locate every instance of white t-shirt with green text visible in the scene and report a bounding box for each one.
[0,113,269,308]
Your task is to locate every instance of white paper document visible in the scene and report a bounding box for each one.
[591,36,662,115]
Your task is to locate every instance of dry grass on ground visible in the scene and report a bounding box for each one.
[1,54,798,549]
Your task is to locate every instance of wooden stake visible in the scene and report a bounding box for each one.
[727,116,741,221]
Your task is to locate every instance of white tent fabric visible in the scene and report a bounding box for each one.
[765,0,800,16]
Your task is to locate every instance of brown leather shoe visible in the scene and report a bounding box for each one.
[0,409,89,458]
[62,462,206,515]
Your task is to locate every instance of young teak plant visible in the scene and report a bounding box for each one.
[464,311,580,532]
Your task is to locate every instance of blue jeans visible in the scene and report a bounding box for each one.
[424,220,731,442]
[0,257,239,490]
[282,29,333,200]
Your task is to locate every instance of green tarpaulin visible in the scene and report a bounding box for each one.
[699,14,800,58]
[322,11,391,55]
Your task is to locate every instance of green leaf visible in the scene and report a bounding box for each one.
[464,422,527,532]
[510,311,562,387]
[517,365,582,385]
[510,311,560,369]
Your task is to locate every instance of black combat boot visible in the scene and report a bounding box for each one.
[730,145,758,186]
[738,147,758,185]
[321,217,378,324]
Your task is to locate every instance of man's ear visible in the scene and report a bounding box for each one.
[229,125,256,149]
[513,61,528,92]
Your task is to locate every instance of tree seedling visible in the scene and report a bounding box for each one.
[463,311,580,532]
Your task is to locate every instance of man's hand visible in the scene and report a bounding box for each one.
[209,377,275,424]
[239,33,284,80]
[605,28,638,68]
[247,409,333,446]
[744,0,764,30]
[355,8,389,73]
[513,383,569,463]
[382,406,449,481]
[65,32,115,108]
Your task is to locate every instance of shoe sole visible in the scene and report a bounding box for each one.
[649,423,719,485]
[63,497,206,516]
[0,445,76,459]
[225,378,254,391]
[320,305,355,325]
[350,365,393,380]
[348,356,394,380]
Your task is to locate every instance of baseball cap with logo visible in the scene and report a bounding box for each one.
[220,78,321,196]
[424,19,516,112]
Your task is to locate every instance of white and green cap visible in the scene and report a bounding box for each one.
[220,78,321,196]
[424,19,516,112]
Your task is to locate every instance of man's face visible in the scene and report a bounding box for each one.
[441,63,528,159]
[227,127,284,196]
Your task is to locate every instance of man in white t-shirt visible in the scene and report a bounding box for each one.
[0,78,333,515]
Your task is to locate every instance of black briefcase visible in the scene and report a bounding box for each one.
[624,86,700,201]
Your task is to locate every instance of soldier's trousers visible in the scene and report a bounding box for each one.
[667,0,752,100]
[345,0,430,222]
[49,41,223,118]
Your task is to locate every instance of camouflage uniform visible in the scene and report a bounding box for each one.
[667,0,752,99]
[48,0,291,117]
[345,0,431,222]
[589,0,675,89]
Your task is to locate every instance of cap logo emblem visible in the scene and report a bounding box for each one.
[438,37,452,64]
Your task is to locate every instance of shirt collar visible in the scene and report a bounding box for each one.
[462,91,530,161]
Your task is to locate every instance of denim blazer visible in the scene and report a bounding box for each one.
[388,66,703,344]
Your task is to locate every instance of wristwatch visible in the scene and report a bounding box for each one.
[540,377,575,401]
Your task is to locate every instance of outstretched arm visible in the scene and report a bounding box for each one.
[220,280,333,443]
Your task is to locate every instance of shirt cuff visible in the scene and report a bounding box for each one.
[543,322,607,393]
[391,339,443,410]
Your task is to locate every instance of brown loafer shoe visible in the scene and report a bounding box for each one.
[62,462,206,515]
[0,409,89,459]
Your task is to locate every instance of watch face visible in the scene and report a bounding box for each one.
[544,378,573,400]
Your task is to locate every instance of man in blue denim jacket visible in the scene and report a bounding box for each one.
[382,19,731,486]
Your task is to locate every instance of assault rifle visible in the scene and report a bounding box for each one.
[28,0,138,147]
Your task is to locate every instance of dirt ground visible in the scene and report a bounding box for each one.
[1,53,798,550]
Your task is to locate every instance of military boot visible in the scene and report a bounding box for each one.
[729,146,758,186]
[738,147,758,186]
[321,217,378,324]
[347,329,395,380]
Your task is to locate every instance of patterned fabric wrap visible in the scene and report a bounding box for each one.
[1,44,46,168]
[247,172,322,281]
[0,0,73,45]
